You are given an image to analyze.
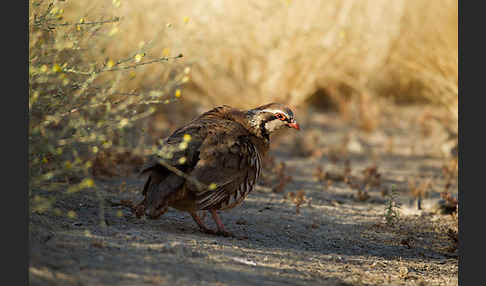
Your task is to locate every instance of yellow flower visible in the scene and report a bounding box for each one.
[178,141,188,150]
[52,64,62,73]
[339,30,346,39]
[50,7,59,15]
[103,141,112,149]
[134,53,145,63]
[109,26,119,36]
[56,9,64,19]
[119,118,129,128]
[81,178,95,188]
[175,89,181,98]
[77,17,85,31]
[106,59,115,68]
[162,48,170,57]
[30,91,39,106]
[183,134,192,142]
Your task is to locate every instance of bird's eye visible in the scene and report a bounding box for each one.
[275,113,286,120]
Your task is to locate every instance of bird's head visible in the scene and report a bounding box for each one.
[246,103,300,140]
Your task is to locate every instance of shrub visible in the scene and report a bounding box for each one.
[29,0,187,212]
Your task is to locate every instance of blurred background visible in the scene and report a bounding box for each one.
[39,0,458,110]
[29,0,457,204]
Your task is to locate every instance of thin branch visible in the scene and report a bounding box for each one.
[104,54,184,72]
[36,17,121,28]
[155,159,208,192]
[57,17,120,26]
[61,54,183,76]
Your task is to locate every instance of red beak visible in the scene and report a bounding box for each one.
[287,121,300,130]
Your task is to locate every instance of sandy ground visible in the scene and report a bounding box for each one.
[29,105,458,286]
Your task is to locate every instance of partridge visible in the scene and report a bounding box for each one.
[134,103,300,236]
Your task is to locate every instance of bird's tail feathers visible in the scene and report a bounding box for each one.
[143,172,185,219]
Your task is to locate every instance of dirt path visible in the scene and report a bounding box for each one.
[29,106,458,286]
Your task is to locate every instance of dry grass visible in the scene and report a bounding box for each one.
[378,1,458,113]
[59,0,457,121]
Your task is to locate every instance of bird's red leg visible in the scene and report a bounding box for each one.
[189,211,216,235]
[209,209,233,237]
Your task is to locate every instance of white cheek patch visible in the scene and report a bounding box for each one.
[264,119,286,132]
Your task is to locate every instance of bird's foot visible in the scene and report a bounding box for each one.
[200,227,217,235]
[216,230,234,237]
[208,209,234,237]
[199,227,234,237]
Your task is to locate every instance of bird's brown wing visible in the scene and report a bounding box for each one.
[185,124,262,210]
[140,124,204,178]
[139,105,241,216]
[140,104,237,178]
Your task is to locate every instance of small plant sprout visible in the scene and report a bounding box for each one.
[384,185,401,226]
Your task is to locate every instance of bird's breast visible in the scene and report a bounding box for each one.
[219,144,262,210]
